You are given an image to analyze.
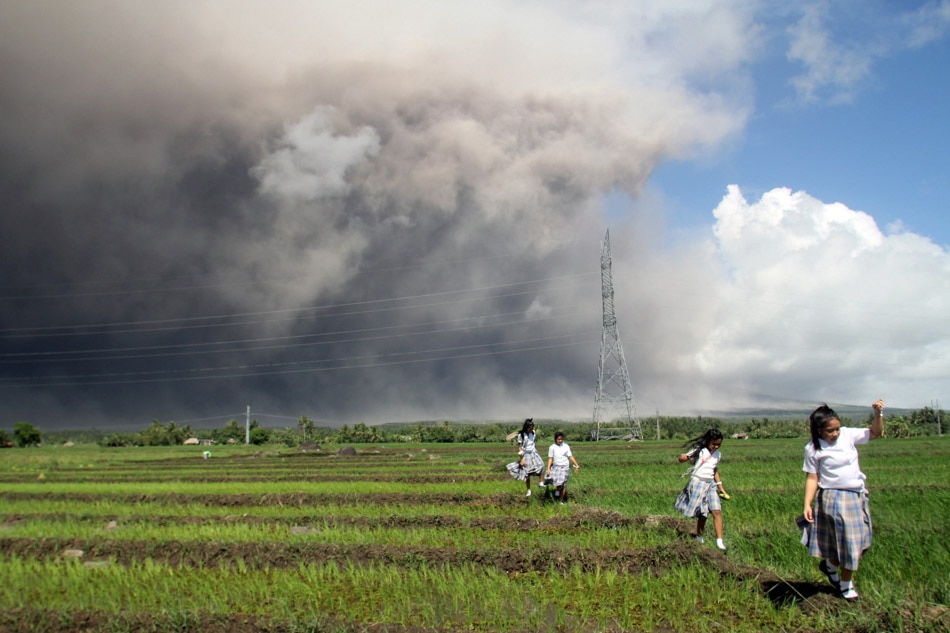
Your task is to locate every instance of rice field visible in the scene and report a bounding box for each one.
[0,436,947,633]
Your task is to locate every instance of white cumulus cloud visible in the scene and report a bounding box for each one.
[682,185,950,409]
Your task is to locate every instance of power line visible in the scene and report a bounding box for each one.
[0,336,597,388]
[0,283,589,339]
[0,308,588,361]
[160,413,250,424]
[0,271,595,334]
[0,252,528,299]
[0,331,594,383]
[0,265,603,396]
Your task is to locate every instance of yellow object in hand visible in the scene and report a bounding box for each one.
[718,491,731,500]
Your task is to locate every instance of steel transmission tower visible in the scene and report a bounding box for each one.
[592,230,642,441]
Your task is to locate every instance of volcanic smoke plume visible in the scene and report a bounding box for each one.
[0,2,769,428]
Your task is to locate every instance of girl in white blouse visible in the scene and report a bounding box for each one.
[675,429,729,551]
[801,399,885,601]
[546,431,579,504]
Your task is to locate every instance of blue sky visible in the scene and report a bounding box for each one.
[648,4,950,247]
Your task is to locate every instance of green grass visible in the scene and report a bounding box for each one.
[0,557,805,633]
[0,517,678,549]
[1,437,948,632]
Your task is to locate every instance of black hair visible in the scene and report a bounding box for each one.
[809,404,839,452]
[517,418,535,444]
[553,431,565,441]
[682,428,723,464]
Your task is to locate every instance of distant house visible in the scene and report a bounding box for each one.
[731,433,749,440]
[198,439,214,446]
[183,438,200,445]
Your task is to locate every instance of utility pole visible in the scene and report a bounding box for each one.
[245,405,251,445]
[656,409,660,441]
[592,230,643,441]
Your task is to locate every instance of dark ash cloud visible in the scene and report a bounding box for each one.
[0,2,755,429]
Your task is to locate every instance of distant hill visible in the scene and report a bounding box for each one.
[695,404,911,422]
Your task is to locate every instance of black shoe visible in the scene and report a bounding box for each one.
[819,560,840,586]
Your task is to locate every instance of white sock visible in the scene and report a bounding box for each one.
[839,579,853,592]
[825,559,838,573]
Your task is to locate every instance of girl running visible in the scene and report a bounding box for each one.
[674,429,728,551]
[506,418,544,496]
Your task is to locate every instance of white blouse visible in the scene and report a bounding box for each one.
[519,431,538,453]
[688,447,720,480]
[803,426,870,492]
[548,442,573,467]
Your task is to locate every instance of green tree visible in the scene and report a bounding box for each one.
[417,422,455,443]
[334,424,352,443]
[886,414,912,439]
[297,416,316,442]
[166,421,192,445]
[212,419,245,444]
[352,423,373,442]
[99,432,144,447]
[140,420,192,446]
[211,418,267,444]
[270,426,300,447]
[13,422,42,447]
[0,429,11,447]
[908,407,943,436]
[249,426,271,445]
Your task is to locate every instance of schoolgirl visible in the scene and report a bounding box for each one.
[545,431,579,504]
[505,418,545,496]
[674,428,728,551]
[801,400,885,601]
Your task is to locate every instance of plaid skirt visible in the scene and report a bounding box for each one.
[674,477,721,518]
[506,450,544,481]
[805,488,872,570]
[549,463,571,487]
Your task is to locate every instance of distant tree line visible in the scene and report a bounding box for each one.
[0,422,43,447]
[880,406,945,439]
[96,418,272,447]
[7,406,946,447]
